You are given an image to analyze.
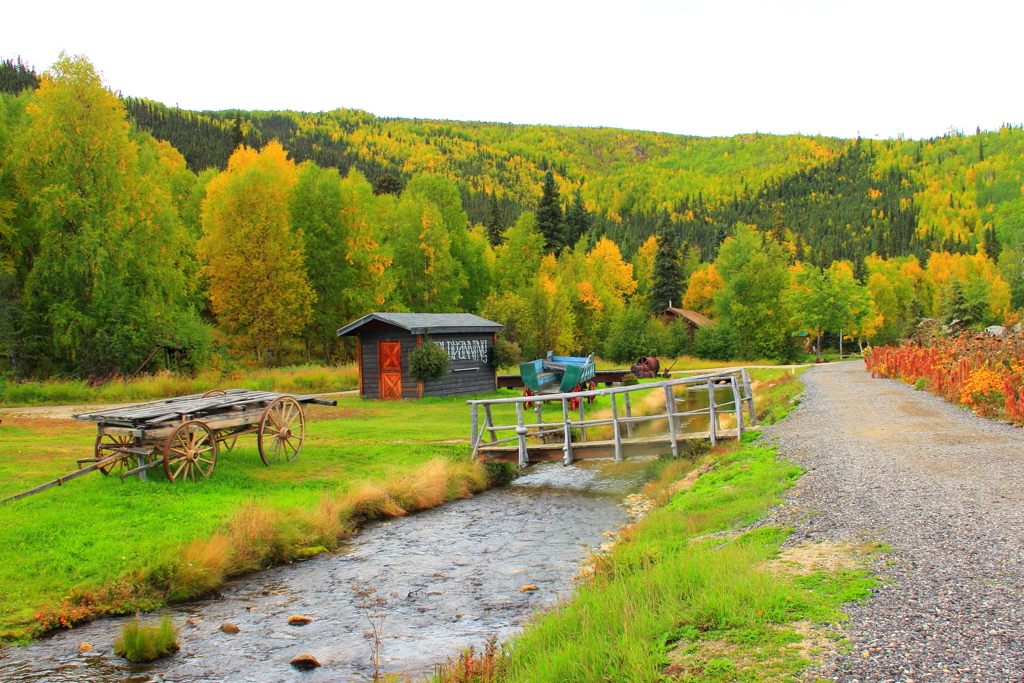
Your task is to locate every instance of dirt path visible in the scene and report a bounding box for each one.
[763,361,1024,682]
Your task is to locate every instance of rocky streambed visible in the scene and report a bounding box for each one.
[0,457,654,682]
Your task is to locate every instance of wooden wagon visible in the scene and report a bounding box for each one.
[519,352,596,408]
[68,389,338,483]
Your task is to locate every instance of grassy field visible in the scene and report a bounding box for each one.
[0,364,360,408]
[0,391,504,641]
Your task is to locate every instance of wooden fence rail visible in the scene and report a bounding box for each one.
[466,369,757,467]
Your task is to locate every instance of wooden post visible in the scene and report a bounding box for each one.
[707,378,718,447]
[663,385,679,458]
[730,376,744,440]
[611,392,623,463]
[561,398,573,466]
[356,332,363,397]
[136,454,147,482]
[484,404,496,442]
[515,402,529,468]
[624,392,634,439]
[578,398,587,442]
[416,334,424,400]
[471,403,480,456]
[741,368,757,426]
[534,399,543,431]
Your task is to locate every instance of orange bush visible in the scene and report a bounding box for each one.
[866,333,1024,423]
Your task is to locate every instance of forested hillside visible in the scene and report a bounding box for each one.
[1,55,1022,379]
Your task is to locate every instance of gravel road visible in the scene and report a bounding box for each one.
[762,361,1024,682]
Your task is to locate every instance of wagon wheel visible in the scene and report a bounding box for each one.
[202,389,227,398]
[94,433,134,476]
[586,380,597,404]
[523,387,534,409]
[570,384,582,412]
[163,421,218,483]
[214,429,238,453]
[258,397,305,466]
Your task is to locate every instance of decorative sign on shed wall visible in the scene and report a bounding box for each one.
[336,313,504,400]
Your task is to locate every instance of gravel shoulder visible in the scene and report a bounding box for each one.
[762,360,1024,683]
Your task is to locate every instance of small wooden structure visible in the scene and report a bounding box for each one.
[337,313,504,400]
[659,307,716,341]
[2,389,337,504]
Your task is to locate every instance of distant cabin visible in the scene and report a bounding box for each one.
[337,313,504,400]
[658,307,716,341]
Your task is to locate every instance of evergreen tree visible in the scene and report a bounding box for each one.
[564,188,592,247]
[984,226,1001,261]
[536,169,565,253]
[372,172,402,196]
[231,114,245,149]
[485,191,504,247]
[648,216,683,312]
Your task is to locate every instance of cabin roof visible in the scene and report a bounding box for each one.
[337,312,504,337]
[662,307,716,328]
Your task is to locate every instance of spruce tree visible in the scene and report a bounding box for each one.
[485,192,504,247]
[231,114,245,149]
[648,216,683,313]
[564,188,591,247]
[536,169,565,253]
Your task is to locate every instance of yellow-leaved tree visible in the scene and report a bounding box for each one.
[199,142,314,363]
[682,264,724,317]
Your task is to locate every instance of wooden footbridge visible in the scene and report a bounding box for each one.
[467,369,757,466]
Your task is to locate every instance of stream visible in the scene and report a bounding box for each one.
[0,457,656,683]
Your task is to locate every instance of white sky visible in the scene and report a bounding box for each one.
[4,0,1021,140]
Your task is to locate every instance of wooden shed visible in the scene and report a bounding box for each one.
[658,307,716,341]
[337,313,504,400]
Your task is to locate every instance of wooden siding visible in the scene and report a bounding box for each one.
[358,326,496,399]
[422,332,496,398]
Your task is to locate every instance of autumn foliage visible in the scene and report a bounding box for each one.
[866,333,1024,423]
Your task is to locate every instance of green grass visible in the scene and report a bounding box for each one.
[0,391,499,641]
[113,614,179,662]
[0,364,359,408]
[484,442,875,683]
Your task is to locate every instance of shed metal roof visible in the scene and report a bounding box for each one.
[663,307,716,328]
[337,312,504,337]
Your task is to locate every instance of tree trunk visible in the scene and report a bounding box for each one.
[816,328,822,362]
[839,327,843,360]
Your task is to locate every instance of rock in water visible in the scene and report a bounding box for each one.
[290,653,321,670]
[288,615,313,626]
[78,642,93,653]
[219,622,240,634]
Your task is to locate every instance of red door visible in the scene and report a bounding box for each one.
[379,341,403,400]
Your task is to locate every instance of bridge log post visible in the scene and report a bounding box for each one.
[730,376,745,439]
[534,400,544,432]
[741,368,757,425]
[663,386,679,458]
[578,399,587,442]
[471,403,480,456]
[611,392,623,463]
[561,398,573,466]
[515,402,529,468]
[624,392,634,439]
[707,379,718,447]
[484,404,496,442]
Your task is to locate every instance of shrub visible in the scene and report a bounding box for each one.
[692,325,737,361]
[621,373,639,386]
[603,308,671,364]
[490,337,522,370]
[114,614,179,662]
[408,340,451,382]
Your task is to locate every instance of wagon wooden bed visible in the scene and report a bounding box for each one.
[1,389,337,504]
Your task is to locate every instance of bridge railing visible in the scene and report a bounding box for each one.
[466,368,757,466]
